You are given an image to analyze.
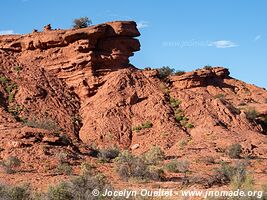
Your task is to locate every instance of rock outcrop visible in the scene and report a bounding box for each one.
[170,67,230,89]
[0,21,267,189]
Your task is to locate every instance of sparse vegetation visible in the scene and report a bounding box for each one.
[157,66,175,80]
[115,150,164,181]
[143,146,165,165]
[56,152,72,175]
[245,108,258,121]
[0,76,9,84]
[203,65,212,69]
[0,156,21,174]
[169,97,194,129]
[170,97,181,108]
[73,17,92,29]
[56,163,73,175]
[200,156,215,165]
[80,162,95,176]
[24,118,62,132]
[165,159,190,180]
[132,121,153,131]
[45,173,112,200]
[208,161,251,188]
[177,139,188,149]
[98,147,120,163]
[214,93,225,99]
[165,160,180,173]
[174,70,185,76]
[13,65,22,72]
[228,143,242,159]
[0,183,32,200]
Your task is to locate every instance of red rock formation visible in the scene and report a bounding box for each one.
[0,21,267,189]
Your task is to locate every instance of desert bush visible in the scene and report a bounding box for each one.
[46,173,112,200]
[46,182,73,200]
[174,70,185,76]
[0,76,9,84]
[73,17,92,29]
[56,163,73,175]
[13,66,22,72]
[228,143,242,159]
[115,151,163,181]
[132,121,153,131]
[230,162,253,190]
[208,162,237,186]
[170,97,181,108]
[208,161,251,188]
[165,159,189,177]
[24,118,61,132]
[98,147,120,162]
[200,156,215,165]
[214,93,225,99]
[157,66,175,80]
[245,108,258,121]
[165,160,180,173]
[177,139,188,149]
[57,152,68,164]
[0,156,21,174]
[56,152,72,175]
[0,183,32,200]
[203,65,212,69]
[143,146,165,165]
[185,123,194,129]
[80,162,95,176]
[147,166,164,181]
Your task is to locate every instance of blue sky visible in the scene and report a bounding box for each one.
[1,0,266,88]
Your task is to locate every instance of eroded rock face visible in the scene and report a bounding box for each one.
[0,21,140,100]
[170,67,230,89]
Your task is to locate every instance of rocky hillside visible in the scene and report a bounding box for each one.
[0,21,266,194]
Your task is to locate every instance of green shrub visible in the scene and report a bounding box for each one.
[157,66,175,79]
[132,121,153,131]
[228,143,242,159]
[245,108,258,120]
[115,151,163,181]
[231,162,253,190]
[0,183,32,200]
[170,97,181,108]
[177,139,187,149]
[214,93,225,99]
[174,70,185,76]
[0,76,9,84]
[46,182,73,200]
[56,163,72,175]
[143,146,165,165]
[6,85,14,94]
[203,65,212,69]
[80,162,95,176]
[185,123,194,129]
[73,17,92,29]
[165,160,180,173]
[13,66,22,72]
[208,161,251,188]
[0,156,21,174]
